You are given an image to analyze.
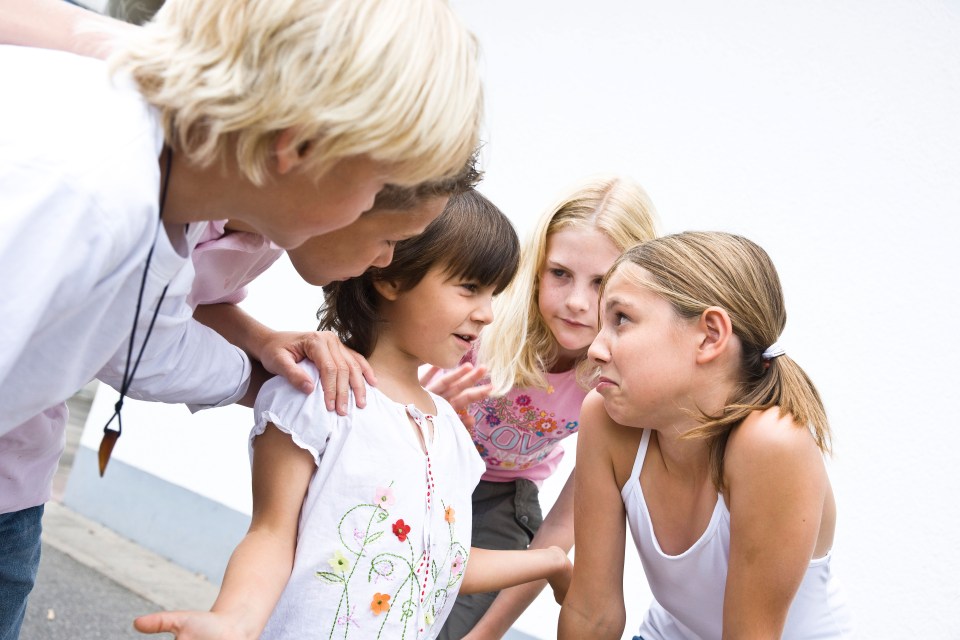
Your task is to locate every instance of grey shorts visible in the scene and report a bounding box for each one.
[437,479,544,639]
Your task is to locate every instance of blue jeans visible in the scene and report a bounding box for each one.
[0,505,43,640]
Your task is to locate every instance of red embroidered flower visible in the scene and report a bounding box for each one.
[392,519,411,542]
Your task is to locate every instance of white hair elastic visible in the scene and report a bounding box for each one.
[762,341,786,360]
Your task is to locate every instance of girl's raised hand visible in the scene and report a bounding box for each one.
[420,363,492,428]
[133,610,246,640]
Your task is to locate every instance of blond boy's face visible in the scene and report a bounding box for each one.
[245,155,393,250]
[286,196,449,286]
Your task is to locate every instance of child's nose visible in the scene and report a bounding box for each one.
[370,245,395,269]
[566,284,591,312]
[587,332,610,363]
[473,295,494,325]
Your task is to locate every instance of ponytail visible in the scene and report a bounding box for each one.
[611,232,832,491]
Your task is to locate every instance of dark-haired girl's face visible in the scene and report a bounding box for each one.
[376,265,496,369]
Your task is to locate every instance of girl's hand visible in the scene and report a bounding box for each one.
[134,610,246,640]
[547,546,574,605]
[420,363,492,428]
[259,330,375,415]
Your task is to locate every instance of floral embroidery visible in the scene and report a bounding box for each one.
[392,519,411,542]
[516,395,531,406]
[337,604,360,628]
[329,550,351,573]
[316,482,468,639]
[450,552,464,577]
[374,486,396,508]
[475,443,489,457]
[371,592,391,615]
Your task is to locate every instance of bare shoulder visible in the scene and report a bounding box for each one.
[579,390,643,488]
[725,407,826,487]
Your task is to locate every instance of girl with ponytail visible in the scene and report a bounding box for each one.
[559,232,853,639]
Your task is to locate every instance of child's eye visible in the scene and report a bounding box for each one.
[592,277,604,289]
[459,283,479,293]
[549,268,568,279]
[614,312,630,326]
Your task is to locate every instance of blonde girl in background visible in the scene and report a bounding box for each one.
[431,176,659,639]
[559,232,853,639]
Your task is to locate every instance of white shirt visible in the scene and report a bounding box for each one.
[624,429,854,639]
[0,47,250,511]
[0,46,250,433]
[253,363,486,639]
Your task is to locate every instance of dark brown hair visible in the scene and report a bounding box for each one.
[318,188,520,356]
[371,151,482,211]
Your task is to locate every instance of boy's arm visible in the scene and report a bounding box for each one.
[135,424,314,639]
[464,469,576,639]
[460,546,570,597]
[557,392,627,640]
[0,0,133,59]
[194,303,375,413]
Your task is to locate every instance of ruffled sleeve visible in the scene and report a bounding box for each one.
[251,361,334,464]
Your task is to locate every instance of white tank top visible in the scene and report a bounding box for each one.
[622,429,854,639]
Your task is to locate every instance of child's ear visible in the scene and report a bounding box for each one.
[273,128,310,175]
[695,306,734,364]
[372,278,402,301]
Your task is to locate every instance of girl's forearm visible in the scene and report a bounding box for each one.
[558,597,624,640]
[461,547,568,596]
[468,471,577,636]
[209,527,296,638]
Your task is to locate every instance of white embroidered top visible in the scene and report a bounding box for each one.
[253,362,486,640]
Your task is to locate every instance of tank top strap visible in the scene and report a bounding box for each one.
[629,429,652,481]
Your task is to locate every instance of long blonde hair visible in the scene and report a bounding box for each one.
[111,0,482,187]
[479,175,658,394]
[612,232,832,490]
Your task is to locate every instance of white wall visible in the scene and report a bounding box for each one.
[77,1,960,637]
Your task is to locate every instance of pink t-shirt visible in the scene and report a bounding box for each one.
[187,220,284,307]
[466,369,585,486]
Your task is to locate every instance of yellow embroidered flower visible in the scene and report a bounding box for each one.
[328,550,350,573]
[425,611,435,625]
[444,506,456,524]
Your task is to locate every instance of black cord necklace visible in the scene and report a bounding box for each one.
[98,146,175,476]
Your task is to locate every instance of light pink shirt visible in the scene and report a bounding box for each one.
[467,368,585,485]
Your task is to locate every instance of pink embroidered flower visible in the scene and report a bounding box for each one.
[392,519,411,542]
[374,486,396,508]
[371,592,391,615]
[451,552,465,575]
[516,395,531,406]
[444,506,456,524]
[488,457,502,466]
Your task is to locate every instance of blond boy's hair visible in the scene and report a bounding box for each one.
[111,0,482,186]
